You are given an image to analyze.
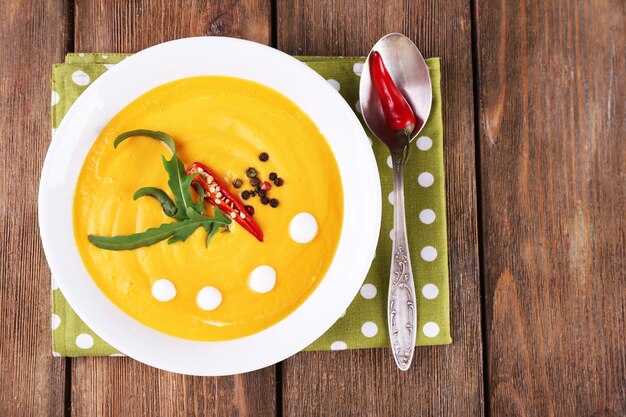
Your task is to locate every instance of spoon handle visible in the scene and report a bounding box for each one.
[388,150,417,371]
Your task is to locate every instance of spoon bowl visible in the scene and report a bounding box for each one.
[359,33,432,146]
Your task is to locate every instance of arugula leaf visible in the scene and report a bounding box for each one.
[114,130,176,153]
[133,187,178,218]
[88,209,231,251]
[162,156,201,220]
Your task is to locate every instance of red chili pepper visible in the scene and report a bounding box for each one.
[369,51,417,135]
[186,162,264,242]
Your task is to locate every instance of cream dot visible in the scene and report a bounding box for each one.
[422,283,439,299]
[289,212,318,243]
[110,353,125,357]
[386,155,393,168]
[101,54,108,59]
[421,246,438,262]
[76,333,94,349]
[71,70,90,86]
[388,190,395,205]
[418,172,435,187]
[423,322,440,337]
[367,136,373,146]
[196,286,222,311]
[78,53,84,57]
[416,136,433,151]
[389,229,395,241]
[51,128,57,137]
[51,314,61,330]
[327,79,340,91]
[331,341,347,350]
[360,283,377,299]
[249,265,276,293]
[151,278,176,302]
[361,321,378,337]
[103,64,116,70]
[419,209,436,224]
[51,276,58,290]
[339,310,346,318]
[354,99,362,114]
[52,351,61,357]
[51,91,60,106]
[353,62,364,76]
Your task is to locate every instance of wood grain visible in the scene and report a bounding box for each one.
[277,1,484,416]
[475,0,626,415]
[71,1,275,416]
[0,0,68,415]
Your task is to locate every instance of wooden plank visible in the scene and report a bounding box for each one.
[71,1,275,416]
[475,0,626,415]
[277,2,484,416]
[0,0,68,415]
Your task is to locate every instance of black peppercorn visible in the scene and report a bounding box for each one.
[246,167,258,178]
[269,172,277,180]
[269,198,279,208]
[259,152,269,162]
[273,177,284,187]
[261,197,270,205]
[250,177,260,187]
[245,205,255,216]
[249,191,256,197]
[258,189,267,198]
[241,190,250,200]
[233,179,243,188]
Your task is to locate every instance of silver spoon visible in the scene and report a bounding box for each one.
[359,33,432,371]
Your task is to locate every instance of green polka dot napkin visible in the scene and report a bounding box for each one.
[50,53,450,357]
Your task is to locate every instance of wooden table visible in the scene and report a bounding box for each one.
[1,0,624,415]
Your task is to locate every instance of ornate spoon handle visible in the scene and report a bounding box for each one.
[388,150,417,371]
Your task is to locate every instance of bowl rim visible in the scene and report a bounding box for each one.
[39,36,381,376]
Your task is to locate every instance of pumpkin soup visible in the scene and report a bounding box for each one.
[73,76,343,341]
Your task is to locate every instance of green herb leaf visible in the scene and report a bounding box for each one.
[114,130,176,154]
[162,156,203,220]
[133,187,178,218]
[89,210,231,251]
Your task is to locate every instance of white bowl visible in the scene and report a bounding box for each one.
[39,37,381,376]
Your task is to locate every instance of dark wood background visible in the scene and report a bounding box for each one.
[0,0,623,415]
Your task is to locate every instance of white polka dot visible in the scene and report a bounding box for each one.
[421,246,438,262]
[51,314,61,330]
[78,53,84,57]
[367,136,373,146]
[71,70,90,86]
[354,100,362,114]
[419,209,436,224]
[360,283,377,299]
[196,286,222,311]
[327,79,340,91]
[389,229,395,241]
[76,334,94,349]
[289,212,318,244]
[331,341,347,350]
[339,310,346,318]
[361,321,378,337]
[418,172,435,187]
[388,191,395,205]
[110,353,125,357]
[52,351,61,357]
[353,62,365,76]
[151,278,176,302]
[101,54,108,59]
[386,155,393,168]
[51,128,57,137]
[51,276,58,290]
[422,284,439,299]
[416,136,433,151]
[423,322,440,337]
[249,265,276,293]
[103,64,116,70]
[51,91,59,106]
